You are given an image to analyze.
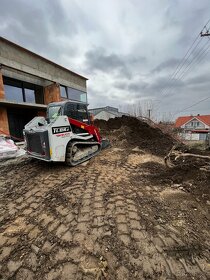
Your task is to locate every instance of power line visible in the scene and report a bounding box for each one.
[159,36,202,96]
[172,96,210,117]
[183,108,210,113]
[158,19,210,99]
[162,38,210,97]
[157,36,202,98]
[154,19,210,115]
[178,41,210,80]
[163,39,210,96]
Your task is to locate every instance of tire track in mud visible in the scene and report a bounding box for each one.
[0,149,210,279]
[94,151,210,279]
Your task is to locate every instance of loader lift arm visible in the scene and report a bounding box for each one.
[68,117,101,143]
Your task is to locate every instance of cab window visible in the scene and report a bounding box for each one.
[64,103,89,123]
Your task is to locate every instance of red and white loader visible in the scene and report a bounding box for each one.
[24,100,108,166]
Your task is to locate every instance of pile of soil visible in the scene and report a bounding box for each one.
[95,116,176,156]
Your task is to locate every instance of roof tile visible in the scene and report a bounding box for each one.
[175,115,210,127]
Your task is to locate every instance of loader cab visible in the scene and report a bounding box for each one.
[47,101,90,124]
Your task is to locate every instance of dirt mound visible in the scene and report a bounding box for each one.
[95,116,176,156]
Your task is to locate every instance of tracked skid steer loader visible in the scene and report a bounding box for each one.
[23,100,109,166]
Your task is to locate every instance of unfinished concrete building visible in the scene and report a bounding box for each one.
[0,37,87,140]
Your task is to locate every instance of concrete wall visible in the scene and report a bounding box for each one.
[0,37,88,137]
[0,37,87,92]
[1,66,51,87]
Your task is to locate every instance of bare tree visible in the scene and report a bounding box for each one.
[160,112,173,123]
[120,99,157,120]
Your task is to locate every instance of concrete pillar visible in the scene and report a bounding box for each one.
[0,72,9,134]
[0,71,5,99]
[44,83,60,104]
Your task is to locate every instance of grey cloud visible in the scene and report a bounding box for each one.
[47,0,78,36]
[114,79,148,93]
[85,47,147,79]
[0,0,210,120]
[152,58,181,73]
[186,74,210,85]
[85,48,128,74]
[127,82,144,93]
[151,76,184,90]
[88,88,123,108]
[0,0,78,60]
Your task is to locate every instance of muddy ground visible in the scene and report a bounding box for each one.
[0,116,210,279]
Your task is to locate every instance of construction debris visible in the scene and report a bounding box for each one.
[0,136,25,161]
[165,144,210,169]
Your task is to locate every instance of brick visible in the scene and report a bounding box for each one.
[0,72,5,99]
[0,108,9,134]
[44,83,60,104]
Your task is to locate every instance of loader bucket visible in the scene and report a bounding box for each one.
[101,139,110,150]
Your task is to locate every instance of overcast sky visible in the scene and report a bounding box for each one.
[0,0,210,120]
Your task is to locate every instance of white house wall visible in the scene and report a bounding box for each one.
[94,110,116,121]
[180,132,200,140]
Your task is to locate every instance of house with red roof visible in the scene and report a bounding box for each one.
[175,114,210,140]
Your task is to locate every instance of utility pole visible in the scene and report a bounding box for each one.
[148,109,151,119]
[200,30,210,37]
